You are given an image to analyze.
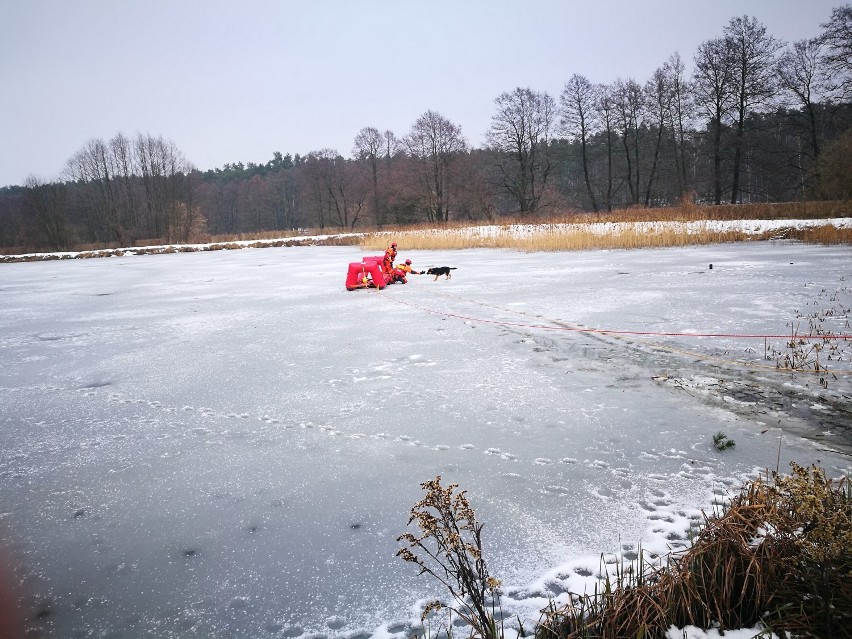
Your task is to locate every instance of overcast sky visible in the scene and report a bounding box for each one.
[0,0,842,187]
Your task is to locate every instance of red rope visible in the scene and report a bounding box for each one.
[380,292,852,341]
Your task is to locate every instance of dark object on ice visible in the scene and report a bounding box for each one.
[709,264,713,269]
[426,266,457,280]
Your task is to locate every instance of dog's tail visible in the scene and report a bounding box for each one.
[449,267,457,270]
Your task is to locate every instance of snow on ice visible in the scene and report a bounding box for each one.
[0,241,850,638]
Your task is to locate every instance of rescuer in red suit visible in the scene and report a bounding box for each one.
[382,242,398,275]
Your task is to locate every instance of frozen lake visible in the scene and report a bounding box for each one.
[1,243,851,638]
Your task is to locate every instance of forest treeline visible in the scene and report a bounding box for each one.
[1,7,851,253]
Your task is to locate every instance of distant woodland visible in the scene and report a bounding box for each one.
[2,7,851,253]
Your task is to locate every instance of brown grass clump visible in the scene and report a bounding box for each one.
[785,226,852,245]
[537,463,852,639]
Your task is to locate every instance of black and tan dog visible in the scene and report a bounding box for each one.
[425,266,457,281]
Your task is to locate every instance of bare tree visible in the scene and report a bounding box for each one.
[724,15,783,204]
[612,78,645,204]
[487,87,555,215]
[109,132,140,233]
[819,4,852,99]
[693,37,736,204]
[353,126,384,225]
[453,150,499,222]
[268,169,300,230]
[403,110,466,223]
[134,133,196,241]
[23,176,74,250]
[304,149,364,230]
[643,65,671,206]
[596,84,617,211]
[662,52,693,197]
[65,138,121,242]
[302,151,331,229]
[560,75,599,212]
[777,38,831,191]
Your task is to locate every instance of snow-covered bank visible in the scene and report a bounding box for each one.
[0,243,850,638]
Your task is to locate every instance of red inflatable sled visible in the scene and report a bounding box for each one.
[345,256,388,290]
[345,256,407,290]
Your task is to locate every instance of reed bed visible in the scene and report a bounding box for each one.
[358,223,848,252]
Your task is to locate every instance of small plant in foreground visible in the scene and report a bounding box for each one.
[712,431,735,451]
[397,476,503,639]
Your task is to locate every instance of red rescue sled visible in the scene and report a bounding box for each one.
[345,256,407,290]
[345,256,389,290]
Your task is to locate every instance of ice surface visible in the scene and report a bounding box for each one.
[1,243,850,637]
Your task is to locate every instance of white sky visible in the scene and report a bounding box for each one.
[0,0,841,187]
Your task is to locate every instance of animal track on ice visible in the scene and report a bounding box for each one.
[91,388,721,488]
[94,390,587,466]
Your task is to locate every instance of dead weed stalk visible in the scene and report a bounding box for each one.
[398,476,503,639]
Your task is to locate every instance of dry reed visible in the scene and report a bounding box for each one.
[537,464,852,639]
[358,224,847,252]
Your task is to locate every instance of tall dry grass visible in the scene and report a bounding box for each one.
[359,224,849,252]
[358,201,851,252]
[537,463,852,639]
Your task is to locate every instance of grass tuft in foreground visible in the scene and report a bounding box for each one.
[537,463,852,639]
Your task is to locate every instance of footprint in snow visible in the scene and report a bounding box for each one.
[648,514,675,523]
[326,616,346,630]
[228,597,249,610]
